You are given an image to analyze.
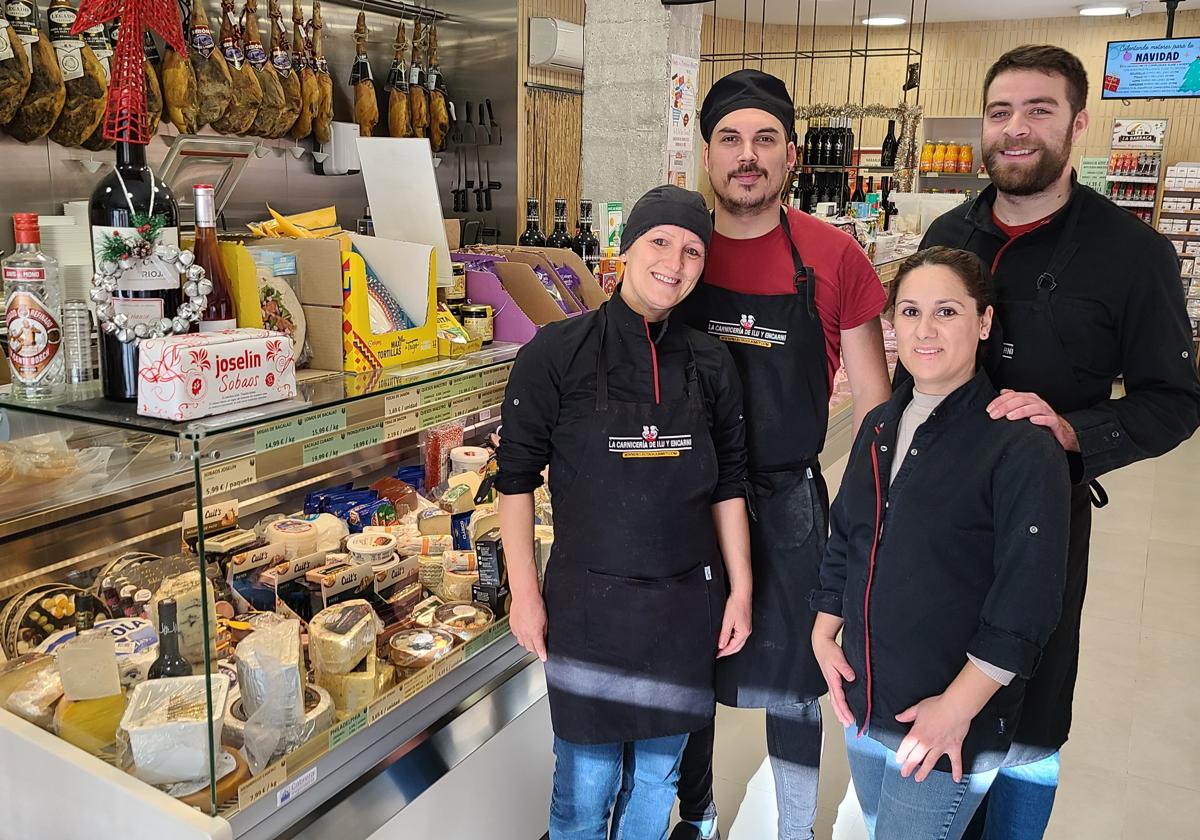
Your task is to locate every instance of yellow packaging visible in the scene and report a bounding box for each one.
[436,307,482,358]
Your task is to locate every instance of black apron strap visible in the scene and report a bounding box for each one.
[779,207,817,317]
[1035,198,1083,303]
[594,305,610,411]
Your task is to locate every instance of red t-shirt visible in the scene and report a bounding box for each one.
[992,211,1056,239]
[702,207,888,391]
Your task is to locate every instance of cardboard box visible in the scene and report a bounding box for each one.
[444,219,461,251]
[474,527,506,587]
[342,234,439,372]
[437,307,482,358]
[471,582,510,618]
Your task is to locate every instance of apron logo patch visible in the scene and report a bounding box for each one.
[707,317,788,348]
[609,429,693,458]
[1002,342,1015,360]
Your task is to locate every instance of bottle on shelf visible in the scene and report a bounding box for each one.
[844,118,855,167]
[192,184,237,332]
[571,199,601,276]
[840,172,852,211]
[519,198,547,247]
[3,213,65,402]
[147,597,193,679]
[74,593,96,634]
[89,140,181,402]
[851,175,866,204]
[831,122,845,170]
[881,119,899,168]
[866,176,876,198]
[99,577,121,615]
[803,120,817,166]
[818,120,832,166]
[546,198,573,249]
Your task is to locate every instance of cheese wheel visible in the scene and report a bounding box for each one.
[307,601,378,675]
[264,518,321,558]
[315,649,379,714]
[170,748,250,808]
[418,556,444,592]
[222,684,335,751]
[438,569,478,602]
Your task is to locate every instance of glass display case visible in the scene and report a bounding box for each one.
[0,343,540,838]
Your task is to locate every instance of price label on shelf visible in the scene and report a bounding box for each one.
[238,762,287,810]
[418,402,455,429]
[418,378,457,406]
[368,685,406,725]
[384,413,420,441]
[345,422,384,452]
[481,363,513,389]
[328,708,368,750]
[200,456,257,496]
[302,434,347,466]
[384,388,420,417]
[255,406,347,453]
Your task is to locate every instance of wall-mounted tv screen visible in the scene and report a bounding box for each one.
[1102,38,1200,100]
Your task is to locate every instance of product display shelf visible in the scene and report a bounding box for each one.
[1105,175,1159,184]
[1115,200,1157,208]
[920,171,989,180]
[0,344,535,839]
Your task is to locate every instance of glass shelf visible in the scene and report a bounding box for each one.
[0,343,520,442]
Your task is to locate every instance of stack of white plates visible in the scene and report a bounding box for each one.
[37,215,95,303]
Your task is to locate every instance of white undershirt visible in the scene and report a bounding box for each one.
[888,387,1016,687]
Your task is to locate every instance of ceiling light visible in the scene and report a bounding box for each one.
[862,16,906,26]
[1078,4,1128,15]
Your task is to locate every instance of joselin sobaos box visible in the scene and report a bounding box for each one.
[136,328,298,421]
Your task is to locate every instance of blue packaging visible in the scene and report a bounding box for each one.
[395,465,425,494]
[450,512,473,550]
[304,483,354,514]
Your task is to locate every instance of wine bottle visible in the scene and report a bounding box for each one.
[803,120,816,166]
[831,121,845,170]
[818,121,831,166]
[519,198,546,247]
[851,176,866,204]
[3,214,65,401]
[74,594,96,633]
[546,199,573,249]
[844,119,855,166]
[192,184,237,331]
[572,200,602,276]
[147,598,193,679]
[89,141,180,401]
[881,119,899,168]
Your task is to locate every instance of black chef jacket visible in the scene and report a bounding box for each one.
[915,179,1200,764]
[918,179,1200,484]
[496,289,749,503]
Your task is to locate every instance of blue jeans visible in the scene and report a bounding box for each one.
[963,752,1060,840]
[844,727,999,840]
[550,733,689,840]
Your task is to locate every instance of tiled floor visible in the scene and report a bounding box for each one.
[703,432,1200,840]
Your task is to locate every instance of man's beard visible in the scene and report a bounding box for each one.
[713,164,788,216]
[983,130,1073,197]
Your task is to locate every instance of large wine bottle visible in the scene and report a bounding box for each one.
[89,141,180,401]
[519,198,546,247]
[546,199,573,249]
[881,119,899,168]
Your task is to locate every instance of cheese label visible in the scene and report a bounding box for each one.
[201,456,257,497]
[182,499,239,537]
[328,708,367,749]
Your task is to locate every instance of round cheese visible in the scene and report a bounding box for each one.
[387,628,456,674]
[264,518,321,558]
[439,569,478,602]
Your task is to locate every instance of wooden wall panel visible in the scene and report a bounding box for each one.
[699,10,1200,168]
[517,0,585,236]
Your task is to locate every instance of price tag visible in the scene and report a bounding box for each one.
[238,761,287,810]
[201,457,256,496]
[384,388,420,416]
[328,708,368,750]
[449,372,483,397]
[296,406,347,439]
[255,419,300,452]
[368,685,406,725]
[302,433,347,466]
[481,364,512,389]
[464,616,511,660]
[478,408,493,422]
[384,413,420,441]
[418,378,456,405]
[345,422,384,452]
[418,402,455,429]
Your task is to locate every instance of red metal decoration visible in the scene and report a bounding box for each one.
[71,0,186,144]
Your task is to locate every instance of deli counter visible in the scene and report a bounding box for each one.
[0,345,554,840]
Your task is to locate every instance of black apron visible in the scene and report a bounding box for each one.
[966,200,1104,763]
[542,304,727,744]
[681,207,832,708]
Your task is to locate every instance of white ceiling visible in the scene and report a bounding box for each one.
[709,0,1200,26]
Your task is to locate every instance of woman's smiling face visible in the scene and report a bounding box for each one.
[893,264,993,396]
[620,225,707,320]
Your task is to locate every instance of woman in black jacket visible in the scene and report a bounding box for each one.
[810,247,1070,840]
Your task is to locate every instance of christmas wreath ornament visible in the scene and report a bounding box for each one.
[90,219,212,344]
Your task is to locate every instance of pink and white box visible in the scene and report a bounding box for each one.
[137,328,298,421]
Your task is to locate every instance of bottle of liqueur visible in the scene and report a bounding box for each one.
[147,598,193,679]
[803,120,817,166]
[546,199,573,249]
[519,198,546,247]
[880,119,899,168]
[89,140,180,401]
[3,214,65,401]
[572,199,601,276]
[191,184,237,331]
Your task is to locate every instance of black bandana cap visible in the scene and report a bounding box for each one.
[619,185,713,255]
[699,68,797,144]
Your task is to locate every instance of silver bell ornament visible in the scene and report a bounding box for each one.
[192,295,208,312]
[172,317,190,334]
[99,260,118,276]
[113,312,129,329]
[184,281,199,297]
[119,257,134,271]
[197,278,214,295]
[133,324,150,340]
[116,328,133,343]
[157,318,174,335]
[95,303,114,321]
[186,265,206,282]
[101,320,118,335]
[177,251,195,268]
[89,287,111,304]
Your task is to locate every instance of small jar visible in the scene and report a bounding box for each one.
[460,304,493,345]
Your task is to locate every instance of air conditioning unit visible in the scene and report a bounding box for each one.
[529,17,584,72]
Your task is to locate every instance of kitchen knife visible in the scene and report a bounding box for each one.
[477,102,491,145]
[485,99,501,145]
